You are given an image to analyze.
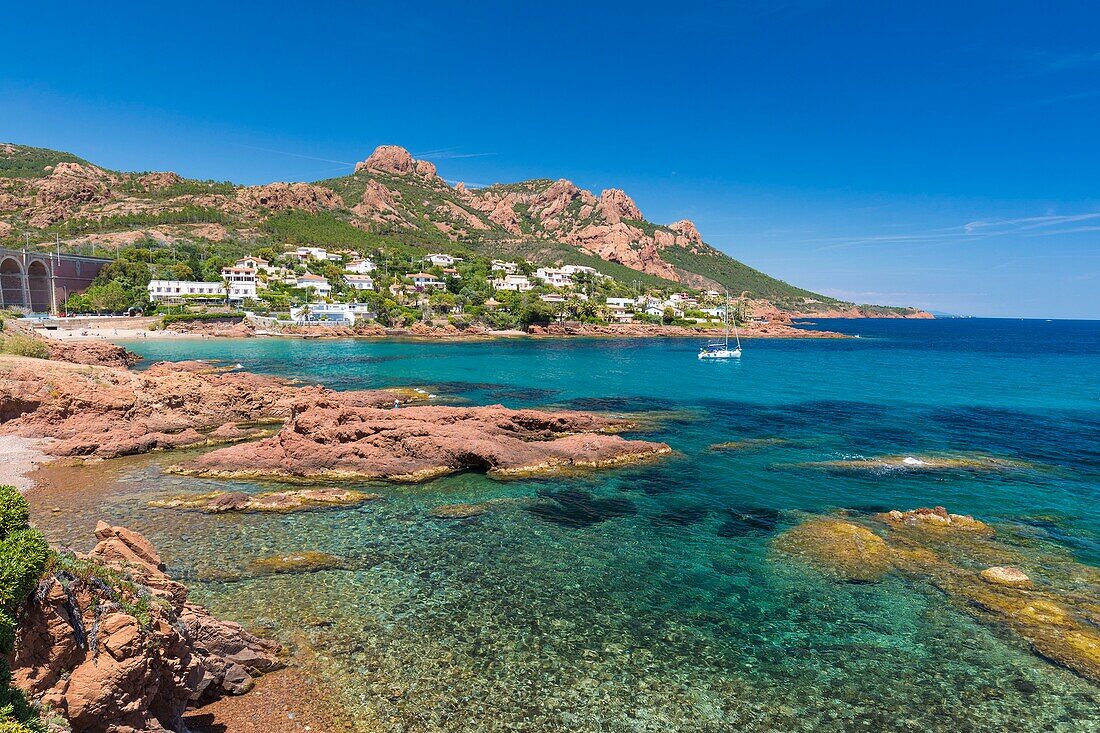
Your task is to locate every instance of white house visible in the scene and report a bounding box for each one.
[561,265,604,279]
[492,274,533,291]
[295,274,332,296]
[291,303,355,325]
[424,253,462,267]
[234,256,273,273]
[147,280,226,303]
[345,258,376,274]
[221,266,258,302]
[539,293,566,304]
[534,267,571,288]
[344,274,375,291]
[407,272,447,289]
[291,246,341,263]
[491,260,519,273]
[605,297,635,310]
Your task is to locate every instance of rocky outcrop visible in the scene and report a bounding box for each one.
[355,145,440,183]
[598,189,642,224]
[12,523,283,733]
[352,178,400,219]
[0,355,406,459]
[135,172,183,193]
[27,162,115,228]
[45,338,141,368]
[163,318,256,338]
[234,182,341,213]
[173,400,671,482]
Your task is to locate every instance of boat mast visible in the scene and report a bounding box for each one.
[724,289,730,348]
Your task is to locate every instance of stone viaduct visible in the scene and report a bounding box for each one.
[0,247,112,314]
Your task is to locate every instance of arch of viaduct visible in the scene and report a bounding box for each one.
[0,247,111,314]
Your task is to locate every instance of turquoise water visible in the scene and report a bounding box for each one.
[33,319,1100,731]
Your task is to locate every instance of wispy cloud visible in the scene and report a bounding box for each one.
[235,144,355,168]
[1028,49,1100,73]
[809,211,1100,252]
[413,147,496,161]
[1032,89,1100,106]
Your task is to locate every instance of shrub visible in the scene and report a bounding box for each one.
[0,489,29,539]
[0,337,49,360]
[0,487,49,733]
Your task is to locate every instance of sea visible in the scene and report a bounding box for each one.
[29,318,1100,732]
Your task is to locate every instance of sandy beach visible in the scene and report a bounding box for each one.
[0,435,54,492]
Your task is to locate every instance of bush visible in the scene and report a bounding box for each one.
[0,486,48,732]
[0,489,29,540]
[0,337,49,360]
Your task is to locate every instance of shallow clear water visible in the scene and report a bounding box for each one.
[31,319,1100,731]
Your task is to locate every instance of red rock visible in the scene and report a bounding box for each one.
[12,525,284,733]
[234,182,341,213]
[0,355,406,459]
[175,401,671,482]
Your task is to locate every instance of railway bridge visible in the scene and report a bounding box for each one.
[0,247,112,314]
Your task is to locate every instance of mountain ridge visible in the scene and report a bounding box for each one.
[0,142,929,316]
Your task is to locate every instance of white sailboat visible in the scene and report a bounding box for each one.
[698,291,742,359]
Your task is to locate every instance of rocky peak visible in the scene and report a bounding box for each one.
[598,188,643,224]
[668,219,702,245]
[355,145,440,182]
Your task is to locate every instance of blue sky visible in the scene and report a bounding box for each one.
[3,1,1098,317]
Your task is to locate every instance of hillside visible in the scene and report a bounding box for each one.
[0,142,926,315]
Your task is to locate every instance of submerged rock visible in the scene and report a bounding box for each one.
[527,488,637,528]
[772,517,893,583]
[980,566,1032,587]
[774,505,1100,683]
[717,507,781,537]
[792,453,1034,474]
[150,488,380,513]
[708,438,788,451]
[429,503,491,519]
[248,551,347,575]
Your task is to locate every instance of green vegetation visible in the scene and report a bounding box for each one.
[0,335,49,360]
[658,244,829,305]
[263,210,393,251]
[0,486,49,733]
[0,144,91,179]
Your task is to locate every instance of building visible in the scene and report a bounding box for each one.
[441,267,460,279]
[607,305,634,323]
[235,256,272,273]
[539,293,566,304]
[295,274,332,297]
[605,297,634,310]
[560,264,604,279]
[147,280,226,303]
[407,272,446,289]
[221,267,258,302]
[534,267,571,288]
[424,253,462,267]
[344,274,375,291]
[345,258,376,274]
[291,246,341,263]
[491,260,519,273]
[290,303,357,325]
[492,274,533,291]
